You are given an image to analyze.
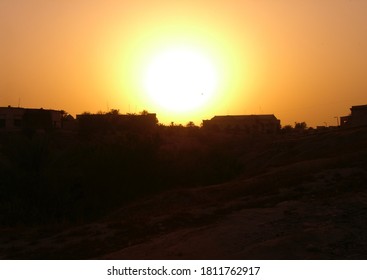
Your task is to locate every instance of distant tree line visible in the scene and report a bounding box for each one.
[281,122,308,133]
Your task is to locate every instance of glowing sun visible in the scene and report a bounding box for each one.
[143,46,218,112]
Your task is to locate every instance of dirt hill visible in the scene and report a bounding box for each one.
[1,126,367,259]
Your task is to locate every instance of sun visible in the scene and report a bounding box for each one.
[143,46,218,113]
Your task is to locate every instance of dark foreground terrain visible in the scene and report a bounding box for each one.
[1,126,367,259]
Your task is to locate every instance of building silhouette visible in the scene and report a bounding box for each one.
[340,105,367,128]
[0,106,63,132]
[202,114,281,134]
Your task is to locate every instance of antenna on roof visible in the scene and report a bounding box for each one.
[18,98,21,107]
[259,106,263,114]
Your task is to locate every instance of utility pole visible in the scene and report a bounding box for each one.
[334,116,339,126]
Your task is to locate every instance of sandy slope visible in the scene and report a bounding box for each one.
[101,163,367,259]
[1,127,367,259]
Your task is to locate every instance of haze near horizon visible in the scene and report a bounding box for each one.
[1,0,367,127]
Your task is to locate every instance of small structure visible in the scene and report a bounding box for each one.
[202,114,281,134]
[0,106,63,132]
[340,105,367,128]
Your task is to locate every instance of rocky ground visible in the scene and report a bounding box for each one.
[1,127,367,259]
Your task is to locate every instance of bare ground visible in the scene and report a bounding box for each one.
[1,128,367,259]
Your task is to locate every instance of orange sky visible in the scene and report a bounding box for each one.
[1,0,367,127]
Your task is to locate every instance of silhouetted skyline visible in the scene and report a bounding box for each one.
[1,0,367,127]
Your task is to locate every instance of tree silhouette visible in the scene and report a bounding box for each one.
[295,122,307,131]
[186,121,196,128]
[108,109,120,115]
[281,124,294,133]
[139,110,149,115]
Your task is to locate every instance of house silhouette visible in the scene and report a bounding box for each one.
[340,105,367,127]
[0,106,63,132]
[202,114,281,133]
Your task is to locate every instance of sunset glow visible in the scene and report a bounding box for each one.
[1,0,367,126]
[2,1,367,263]
[143,46,219,113]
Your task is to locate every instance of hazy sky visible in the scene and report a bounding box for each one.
[1,0,367,126]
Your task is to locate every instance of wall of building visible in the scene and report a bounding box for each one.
[0,107,25,130]
[203,115,281,134]
[341,105,367,128]
[0,107,63,132]
[351,106,367,127]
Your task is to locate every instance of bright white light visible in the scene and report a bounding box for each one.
[143,47,218,112]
